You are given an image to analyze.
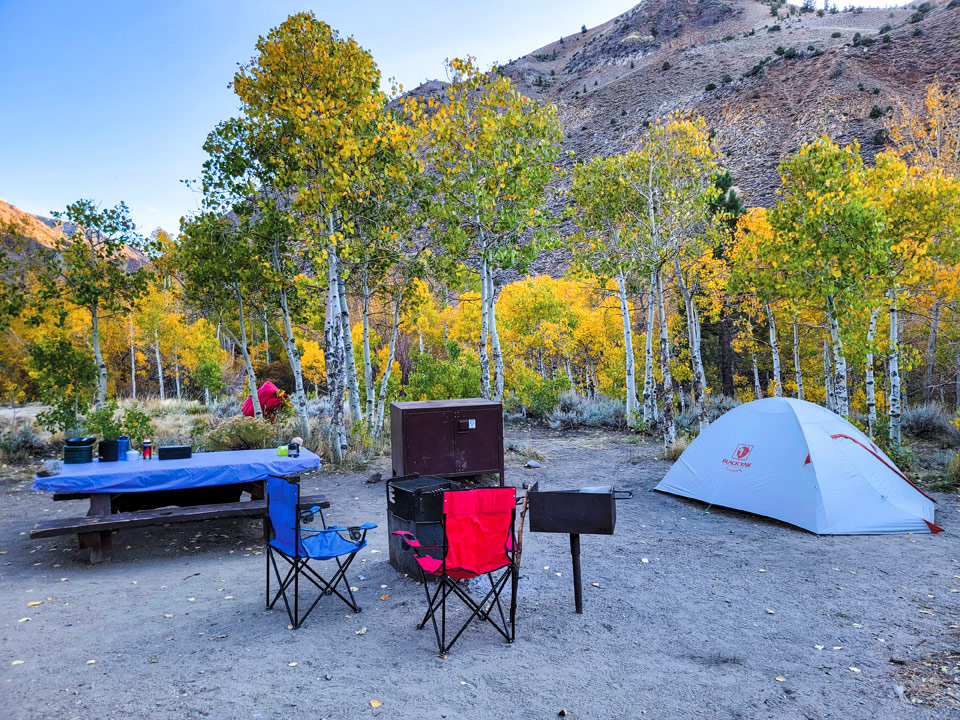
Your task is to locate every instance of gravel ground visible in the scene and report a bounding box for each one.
[1,427,958,720]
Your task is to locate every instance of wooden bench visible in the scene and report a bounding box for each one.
[30,493,329,563]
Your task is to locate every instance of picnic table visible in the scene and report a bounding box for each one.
[30,448,327,563]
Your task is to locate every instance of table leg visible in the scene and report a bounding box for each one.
[78,530,112,563]
[570,533,583,614]
[80,494,114,563]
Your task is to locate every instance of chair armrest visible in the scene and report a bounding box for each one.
[392,530,441,553]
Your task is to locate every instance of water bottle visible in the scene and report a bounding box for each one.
[142,437,152,460]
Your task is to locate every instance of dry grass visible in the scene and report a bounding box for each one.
[665,436,691,461]
[506,440,547,463]
[895,651,960,708]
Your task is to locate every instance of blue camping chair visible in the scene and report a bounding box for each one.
[266,474,375,628]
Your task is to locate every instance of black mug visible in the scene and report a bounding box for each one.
[288,442,300,458]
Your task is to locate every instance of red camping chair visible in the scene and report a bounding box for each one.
[394,487,518,654]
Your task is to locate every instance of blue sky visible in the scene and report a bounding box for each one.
[0,1,904,235]
[0,0,637,234]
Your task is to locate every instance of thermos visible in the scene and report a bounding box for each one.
[142,437,152,460]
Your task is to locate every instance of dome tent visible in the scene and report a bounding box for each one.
[655,398,941,535]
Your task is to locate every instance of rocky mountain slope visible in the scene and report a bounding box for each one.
[0,198,147,267]
[499,0,959,209]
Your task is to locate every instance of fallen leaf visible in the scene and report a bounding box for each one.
[187,597,195,602]
[86,660,96,665]
[766,609,775,615]
[758,568,766,573]
[380,594,390,601]
[832,646,843,650]
[356,627,367,635]
[641,558,649,564]
[350,587,360,592]
[814,645,824,650]
[149,658,157,663]
[18,618,30,623]
[287,624,293,630]
[369,700,382,708]
[775,675,786,682]
[26,601,41,607]
[849,666,861,674]
[288,662,298,667]
[163,614,174,619]
[852,623,862,629]
[11,660,24,666]
[591,582,600,588]
[224,596,233,600]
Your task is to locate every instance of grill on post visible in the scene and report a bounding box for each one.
[527,484,632,613]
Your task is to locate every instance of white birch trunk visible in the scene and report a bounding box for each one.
[751,351,762,400]
[655,269,675,448]
[488,271,504,403]
[823,334,835,413]
[826,296,849,418]
[888,294,902,445]
[674,261,707,432]
[335,259,362,423]
[234,296,262,419]
[279,287,311,440]
[792,321,804,401]
[765,303,782,398]
[478,257,491,399]
[618,270,638,427]
[361,277,375,431]
[325,246,347,462]
[129,315,137,400]
[374,282,406,440]
[641,271,656,425]
[154,329,165,402]
[90,304,107,409]
[865,306,880,437]
[174,347,182,400]
[264,313,270,365]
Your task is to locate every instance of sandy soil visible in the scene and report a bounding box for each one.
[1,427,958,720]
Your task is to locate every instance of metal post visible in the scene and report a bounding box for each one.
[569,533,582,614]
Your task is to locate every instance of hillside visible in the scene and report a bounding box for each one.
[501,0,959,207]
[0,198,147,267]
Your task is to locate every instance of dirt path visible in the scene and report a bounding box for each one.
[1,427,957,719]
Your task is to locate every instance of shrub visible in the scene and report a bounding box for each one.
[901,404,960,444]
[933,453,960,492]
[831,31,841,38]
[121,404,154,447]
[768,25,782,32]
[879,23,891,34]
[405,341,482,402]
[807,44,816,51]
[873,128,890,145]
[86,401,124,440]
[949,0,960,9]
[883,34,891,43]
[917,2,931,11]
[783,47,798,59]
[705,82,717,91]
[869,104,884,119]
[0,420,51,464]
[908,11,924,23]
[775,46,786,55]
[661,61,671,71]
[205,416,279,451]
[913,27,922,36]
[721,73,733,83]
[548,391,626,430]
[630,60,635,69]
[770,2,781,16]
[506,365,570,420]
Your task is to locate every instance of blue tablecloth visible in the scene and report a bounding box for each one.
[32,448,322,494]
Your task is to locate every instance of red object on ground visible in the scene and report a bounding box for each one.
[242,381,285,418]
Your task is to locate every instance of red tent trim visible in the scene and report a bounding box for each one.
[924,520,944,534]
